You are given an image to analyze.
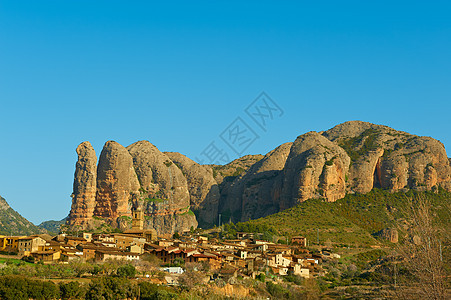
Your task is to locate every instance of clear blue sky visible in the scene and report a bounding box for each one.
[0,1,450,224]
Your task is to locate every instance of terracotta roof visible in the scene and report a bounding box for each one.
[96,249,141,256]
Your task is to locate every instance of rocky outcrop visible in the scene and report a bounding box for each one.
[374,228,398,243]
[280,132,350,208]
[67,121,451,231]
[323,121,451,193]
[165,152,219,227]
[127,141,197,234]
[94,141,140,221]
[67,140,197,235]
[211,154,264,185]
[67,142,97,228]
[213,155,264,223]
[219,143,292,222]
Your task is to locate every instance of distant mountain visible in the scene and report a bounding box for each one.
[0,195,46,235]
[38,217,67,234]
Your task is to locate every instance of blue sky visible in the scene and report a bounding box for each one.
[0,1,450,224]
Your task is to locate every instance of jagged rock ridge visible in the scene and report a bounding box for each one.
[67,121,451,229]
[67,140,197,235]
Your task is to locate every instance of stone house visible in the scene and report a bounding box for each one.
[18,236,47,256]
[31,250,61,263]
[65,236,87,247]
[0,236,24,252]
[95,249,140,262]
[112,233,146,250]
[291,236,307,246]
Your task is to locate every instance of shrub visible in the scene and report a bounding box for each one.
[59,281,86,299]
[256,273,266,282]
[116,264,136,278]
[21,256,34,263]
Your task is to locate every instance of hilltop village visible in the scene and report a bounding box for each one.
[0,207,335,285]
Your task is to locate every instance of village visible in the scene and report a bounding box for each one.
[0,207,342,285]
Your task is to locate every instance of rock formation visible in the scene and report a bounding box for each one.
[67,142,97,228]
[165,152,220,227]
[127,141,197,234]
[67,140,197,235]
[218,143,292,222]
[67,121,451,231]
[94,141,140,221]
[280,132,350,208]
[322,121,451,193]
[374,227,398,243]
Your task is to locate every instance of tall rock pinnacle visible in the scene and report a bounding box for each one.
[67,141,97,227]
[94,141,140,220]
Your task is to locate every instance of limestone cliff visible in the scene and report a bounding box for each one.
[67,140,196,235]
[127,141,197,234]
[218,143,292,222]
[67,142,97,228]
[280,132,350,207]
[94,141,140,221]
[165,152,219,227]
[67,121,451,230]
[323,121,451,193]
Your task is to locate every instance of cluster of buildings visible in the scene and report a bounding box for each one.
[0,210,336,281]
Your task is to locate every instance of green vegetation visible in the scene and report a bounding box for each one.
[231,188,451,247]
[0,275,60,300]
[179,209,195,216]
[338,128,380,161]
[144,198,165,203]
[116,264,136,278]
[38,218,66,235]
[0,196,44,236]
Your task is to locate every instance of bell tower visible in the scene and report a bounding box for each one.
[131,207,144,230]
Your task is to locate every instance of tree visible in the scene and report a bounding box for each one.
[60,281,86,299]
[116,264,136,278]
[86,277,137,300]
[395,197,450,300]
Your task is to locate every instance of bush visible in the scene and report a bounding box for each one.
[116,264,136,278]
[60,281,86,299]
[266,281,292,299]
[21,256,34,263]
[283,274,303,285]
[256,273,266,282]
[85,277,137,300]
[139,282,177,300]
[0,275,60,300]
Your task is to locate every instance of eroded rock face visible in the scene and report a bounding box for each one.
[127,141,191,212]
[281,132,350,208]
[94,141,140,220]
[220,143,292,222]
[214,155,264,223]
[165,152,219,227]
[67,142,97,227]
[323,121,451,193]
[66,121,451,230]
[127,141,197,234]
[375,228,398,243]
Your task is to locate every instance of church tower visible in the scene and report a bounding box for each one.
[131,207,144,230]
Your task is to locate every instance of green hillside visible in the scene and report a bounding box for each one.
[38,218,67,235]
[0,195,45,236]
[225,188,450,247]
